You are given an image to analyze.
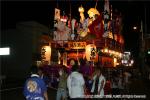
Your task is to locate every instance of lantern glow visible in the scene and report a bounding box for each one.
[104,48,108,53]
[114,58,117,67]
[133,26,137,30]
[41,45,51,65]
[60,16,67,23]
[85,44,97,61]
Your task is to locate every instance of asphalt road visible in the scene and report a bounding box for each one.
[0,78,150,100]
[1,87,57,100]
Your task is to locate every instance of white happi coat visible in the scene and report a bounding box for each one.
[91,74,106,96]
[67,72,85,98]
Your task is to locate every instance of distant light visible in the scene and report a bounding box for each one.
[124,51,131,55]
[114,58,117,67]
[60,18,67,23]
[112,51,115,54]
[122,60,127,64]
[114,58,117,63]
[104,48,108,53]
[133,26,137,30]
[129,63,132,66]
[116,63,119,65]
[148,51,150,54]
[108,50,112,54]
[131,60,134,64]
[119,53,122,58]
[0,47,10,55]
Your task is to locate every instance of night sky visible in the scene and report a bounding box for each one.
[1,0,150,58]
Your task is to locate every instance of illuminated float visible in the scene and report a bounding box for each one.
[39,0,125,69]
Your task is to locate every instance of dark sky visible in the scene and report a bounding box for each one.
[1,0,150,57]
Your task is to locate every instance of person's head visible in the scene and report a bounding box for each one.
[43,61,49,66]
[59,65,68,76]
[38,67,44,77]
[62,65,68,73]
[72,64,79,72]
[96,67,102,76]
[30,65,43,76]
[80,58,86,66]
[30,65,38,74]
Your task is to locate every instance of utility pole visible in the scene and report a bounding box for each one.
[140,20,145,77]
[140,4,146,78]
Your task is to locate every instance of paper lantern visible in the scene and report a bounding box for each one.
[41,45,51,65]
[85,44,97,61]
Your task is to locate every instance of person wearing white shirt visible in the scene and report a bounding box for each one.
[91,67,106,97]
[67,64,85,99]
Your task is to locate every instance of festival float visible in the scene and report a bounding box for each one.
[40,0,124,70]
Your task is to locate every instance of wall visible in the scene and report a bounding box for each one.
[1,21,49,88]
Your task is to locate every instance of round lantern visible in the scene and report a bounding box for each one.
[85,44,97,61]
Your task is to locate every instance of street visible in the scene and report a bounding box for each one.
[1,87,57,100]
[1,77,150,100]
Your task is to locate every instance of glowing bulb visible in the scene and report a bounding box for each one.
[104,48,108,53]
[133,26,137,30]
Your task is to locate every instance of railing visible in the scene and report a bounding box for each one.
[51,38,124,52]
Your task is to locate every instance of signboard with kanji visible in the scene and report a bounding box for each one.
[68,42,86,49]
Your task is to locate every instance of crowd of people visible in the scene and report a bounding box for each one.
[23,61,132,100]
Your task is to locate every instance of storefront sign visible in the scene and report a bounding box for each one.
[68,42,86,49]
